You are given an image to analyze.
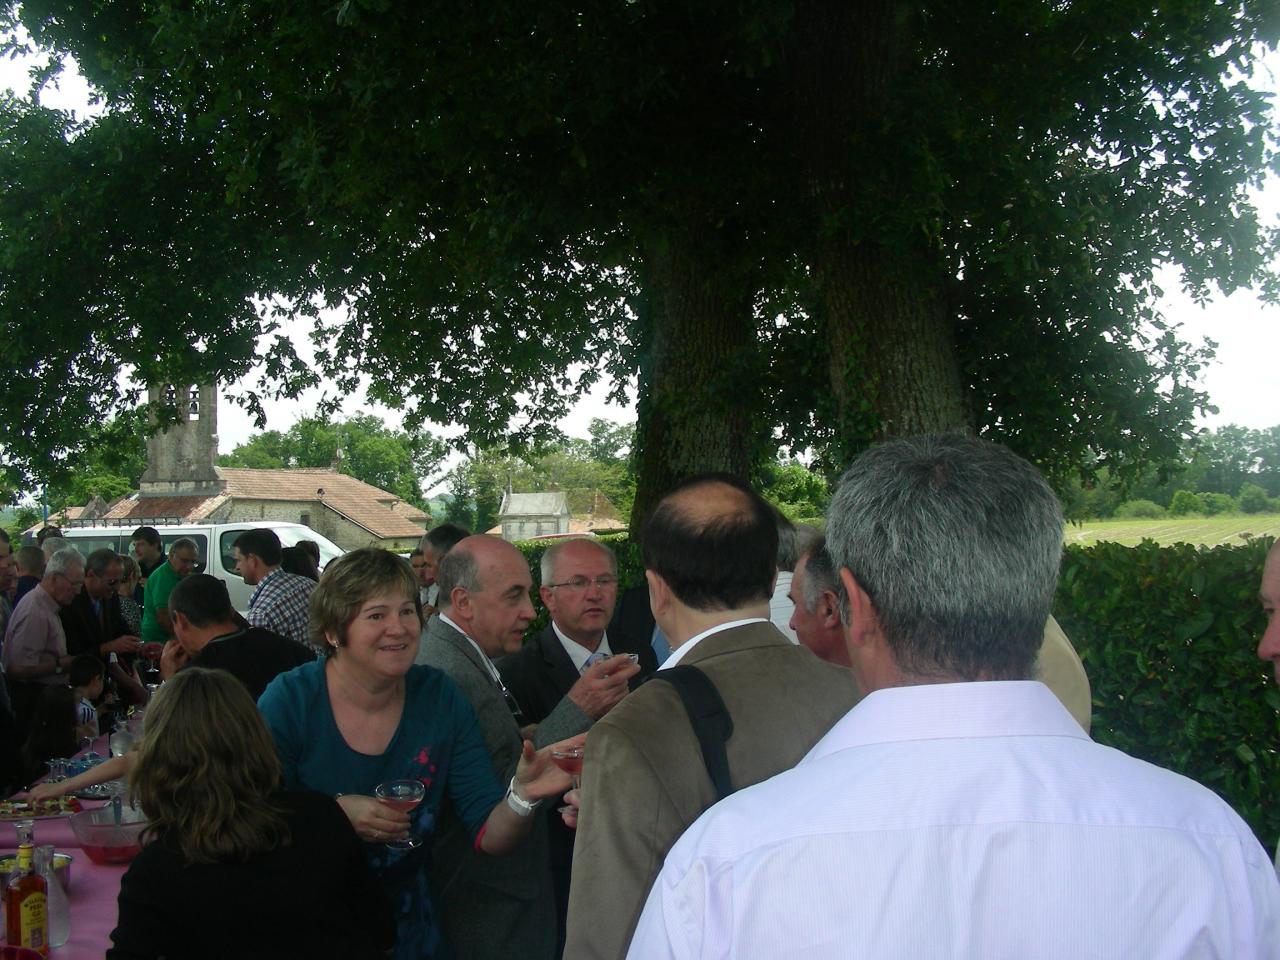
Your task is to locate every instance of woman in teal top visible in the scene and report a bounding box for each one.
[258,548,570,960]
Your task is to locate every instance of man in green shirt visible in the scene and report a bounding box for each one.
[141,538,199,644]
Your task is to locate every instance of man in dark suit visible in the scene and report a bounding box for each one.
[499,538,653,724]
[498,538,652,949]
[564,476,860,960]
[419,535,578,960]
[59,548,146,704]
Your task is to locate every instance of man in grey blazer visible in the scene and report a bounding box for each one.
[417,535,561,960]
[498,537,649,952]
[564,475,861,960]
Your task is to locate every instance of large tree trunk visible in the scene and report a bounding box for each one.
[790,1,973,465]
[818,241,971,457]
[628,228,757,531]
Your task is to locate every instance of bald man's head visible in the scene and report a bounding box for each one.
[436,535,535,656]
[642,474,777,612]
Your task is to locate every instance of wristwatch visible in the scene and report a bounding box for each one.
[505,776,541,816]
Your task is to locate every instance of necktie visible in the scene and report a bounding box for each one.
[583,651,608,672]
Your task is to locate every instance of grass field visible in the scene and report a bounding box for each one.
[1065,514,1280,547]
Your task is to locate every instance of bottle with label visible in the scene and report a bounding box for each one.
[4,842,49,956]
[35,845,69,948]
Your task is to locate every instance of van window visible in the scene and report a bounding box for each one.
[220,532,246,580]
[220,528,342,577]
[60,534,127,557]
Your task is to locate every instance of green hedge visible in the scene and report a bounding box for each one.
[1056,537,1278,854]
[514,534,1280,851]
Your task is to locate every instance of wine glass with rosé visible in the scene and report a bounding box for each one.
[374,779,426,850]
[550,745,585,791]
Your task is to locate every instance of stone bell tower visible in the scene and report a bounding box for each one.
[138,383,224,496]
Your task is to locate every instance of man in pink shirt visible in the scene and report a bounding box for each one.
[3,546,84,742]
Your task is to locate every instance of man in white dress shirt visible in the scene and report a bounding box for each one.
[630,434,1280,960]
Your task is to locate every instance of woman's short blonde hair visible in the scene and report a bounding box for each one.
[117,554,139,581]
[309,547,421,654]
[130,668,290,864]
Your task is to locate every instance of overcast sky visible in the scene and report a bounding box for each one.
[3,41,1277,475]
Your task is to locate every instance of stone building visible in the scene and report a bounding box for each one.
[495,492,571,541]
[489,490,626,542]
[48,385,428,552]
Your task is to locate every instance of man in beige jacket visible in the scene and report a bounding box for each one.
[564,475,860,960]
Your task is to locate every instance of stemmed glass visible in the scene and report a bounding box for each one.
[139,642,163,684]
[374,779,425,850]
[551,746,584,790]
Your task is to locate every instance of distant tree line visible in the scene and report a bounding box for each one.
[20,412,1266,540]
[1063,425,1280,520]
[437,419,831,534]
[5,411,836,542]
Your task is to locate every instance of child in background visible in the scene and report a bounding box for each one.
[70,655,106,739]
[20,686,78,786]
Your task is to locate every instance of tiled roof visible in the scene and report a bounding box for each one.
[102,496,222,522]
[43,506,85,524]
[90,469,425,540]
[389,499,430,523]
[219,468,427,539]
[500,492,569,517]
[24,505,84,534]
[486,516,628,539]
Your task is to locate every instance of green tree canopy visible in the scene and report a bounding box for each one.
[757,459,830,523]
[444,420,636,533]
[1060,422,1280,518]
[218,414,446,510]
[0,414,149,513]
[1,2,1276,524]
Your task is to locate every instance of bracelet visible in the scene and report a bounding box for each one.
[505,776,541,817]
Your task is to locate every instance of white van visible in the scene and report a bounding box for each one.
[58,521,344,613]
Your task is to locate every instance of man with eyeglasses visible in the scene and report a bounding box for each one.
[501,539,651,726]
[497,537,652,952]
[3,546,83,682]
[141,538,199,646]
[59,548,147,705]
[418,534,559,960]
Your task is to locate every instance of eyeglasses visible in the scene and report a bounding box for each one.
[545,575,618,592]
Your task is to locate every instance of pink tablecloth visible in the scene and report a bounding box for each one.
[1,736,128,958]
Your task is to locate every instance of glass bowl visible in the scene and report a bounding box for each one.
[68,805,148,865]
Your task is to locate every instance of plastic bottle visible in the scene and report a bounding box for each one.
[109,722,135,758]
[35,845,69,948]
